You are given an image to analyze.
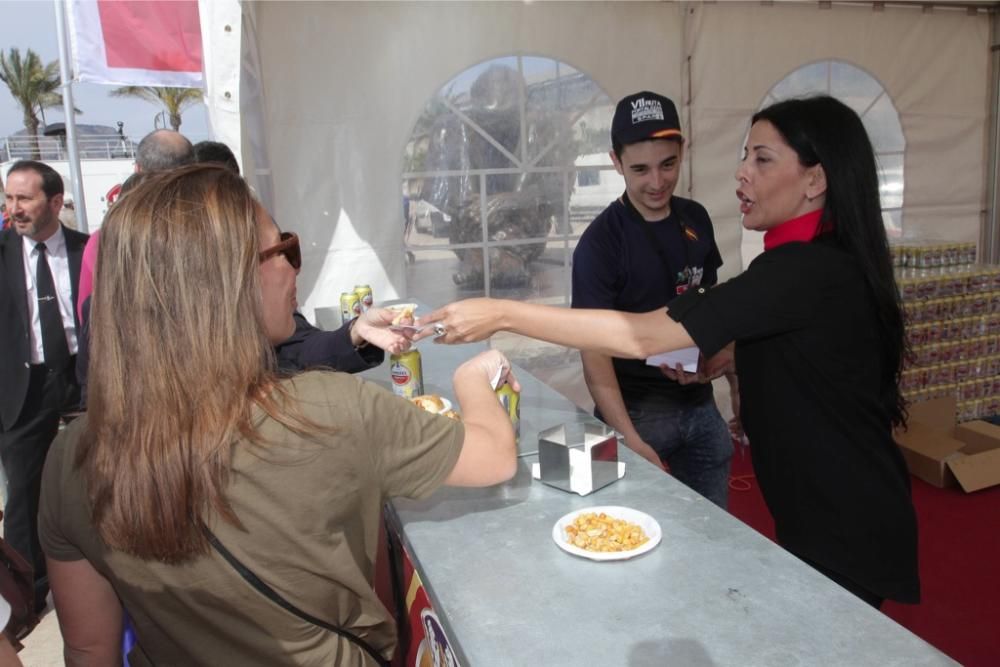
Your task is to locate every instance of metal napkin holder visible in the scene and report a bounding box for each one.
[535,423,623,496]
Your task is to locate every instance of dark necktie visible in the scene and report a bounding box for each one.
[35,242,70,369]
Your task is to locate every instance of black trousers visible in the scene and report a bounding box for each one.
[0,359,79,604]
[798,553,885,609]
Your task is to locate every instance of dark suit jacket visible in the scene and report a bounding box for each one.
[0,225,88,430]
[274,312,384,373]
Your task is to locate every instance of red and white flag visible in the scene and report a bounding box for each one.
[66,0,204,88]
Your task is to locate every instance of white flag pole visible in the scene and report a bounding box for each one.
[53,0,88,233]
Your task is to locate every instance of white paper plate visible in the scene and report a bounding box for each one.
[552,506,662,561]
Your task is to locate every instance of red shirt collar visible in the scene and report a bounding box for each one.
[763,209,829,251]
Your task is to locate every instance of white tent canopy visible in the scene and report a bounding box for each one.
[201,1,994,322]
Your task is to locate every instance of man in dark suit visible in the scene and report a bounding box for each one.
[0,160,87,611]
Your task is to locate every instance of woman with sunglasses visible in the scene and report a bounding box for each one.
[38,164,518,665]
[418,96,919,609]
[189,138,408,374]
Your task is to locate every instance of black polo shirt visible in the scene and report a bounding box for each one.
[668,236,919,603]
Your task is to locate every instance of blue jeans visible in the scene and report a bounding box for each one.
[626,397,732,508]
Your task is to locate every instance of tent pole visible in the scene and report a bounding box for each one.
[681,1,694,198]
[984,9,1000,265]
[53,0,88,233]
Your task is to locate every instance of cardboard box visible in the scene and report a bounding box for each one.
[895,397,1000,492]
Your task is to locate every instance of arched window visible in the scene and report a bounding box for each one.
[401,56,619,368]
[758,60,905,235]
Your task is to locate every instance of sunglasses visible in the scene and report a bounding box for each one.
[259,232,301,270]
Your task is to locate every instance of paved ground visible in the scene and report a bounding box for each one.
[19,608,61,666]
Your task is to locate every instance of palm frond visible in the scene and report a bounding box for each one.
[109,85,204,130]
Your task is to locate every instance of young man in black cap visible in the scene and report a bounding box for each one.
[571,91,734,507]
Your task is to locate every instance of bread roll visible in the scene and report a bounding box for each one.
[411,394,446,413]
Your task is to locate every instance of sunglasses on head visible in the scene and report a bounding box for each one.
[259,232,301,270]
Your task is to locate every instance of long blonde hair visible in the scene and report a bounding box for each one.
[80,164,292,562]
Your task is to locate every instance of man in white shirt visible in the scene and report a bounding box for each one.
[0,160,88,613]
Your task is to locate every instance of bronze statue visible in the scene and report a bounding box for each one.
[419,64,576,289]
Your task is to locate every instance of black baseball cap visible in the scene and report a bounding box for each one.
[611,91,683,146]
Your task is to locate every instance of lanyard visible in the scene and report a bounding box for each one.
[620,193,693,280]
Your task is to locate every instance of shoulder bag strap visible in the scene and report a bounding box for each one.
[203,526,390,667]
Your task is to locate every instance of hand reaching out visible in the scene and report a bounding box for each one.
[351,307,414,355]
[414,298,504,344]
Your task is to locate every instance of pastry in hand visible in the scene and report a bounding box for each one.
[391,305,415,326]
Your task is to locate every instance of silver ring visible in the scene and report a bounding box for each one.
[433,322,447,336]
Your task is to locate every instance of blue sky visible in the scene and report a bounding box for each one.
[0,0,209,142]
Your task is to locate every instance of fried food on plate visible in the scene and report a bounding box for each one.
[564,512,649,553]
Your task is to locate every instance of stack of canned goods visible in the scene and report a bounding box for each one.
[902,292,1000,324]
[957,396,1000,422]
[907,314,1000,347]
[890,241,977,269]
[898,250,1000,421]
[910,337,1000,367]
[896,265,1000,301]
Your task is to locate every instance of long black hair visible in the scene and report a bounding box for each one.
[753,95,908,428]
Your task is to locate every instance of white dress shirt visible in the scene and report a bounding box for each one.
[21,227,79,364]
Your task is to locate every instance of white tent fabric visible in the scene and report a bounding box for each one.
[201,1,990,315]
[687,3,989,272]
[199,1,242,178]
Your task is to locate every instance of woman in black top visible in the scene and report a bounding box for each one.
[418,95,919,608]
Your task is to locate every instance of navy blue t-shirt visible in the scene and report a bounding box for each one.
[571,193,723,404]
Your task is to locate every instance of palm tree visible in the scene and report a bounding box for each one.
[0,48,66,159]
[110,86,203,132]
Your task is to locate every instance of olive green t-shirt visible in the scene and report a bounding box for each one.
[39,370,464,666]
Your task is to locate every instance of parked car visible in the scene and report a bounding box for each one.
[411,199,452,238]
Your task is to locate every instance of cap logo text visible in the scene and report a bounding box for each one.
[631,98,664,125]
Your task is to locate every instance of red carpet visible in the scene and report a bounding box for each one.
[726,447,1000,666]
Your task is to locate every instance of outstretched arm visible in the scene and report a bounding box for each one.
[417,298,694,359]
[274,308,417,373]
